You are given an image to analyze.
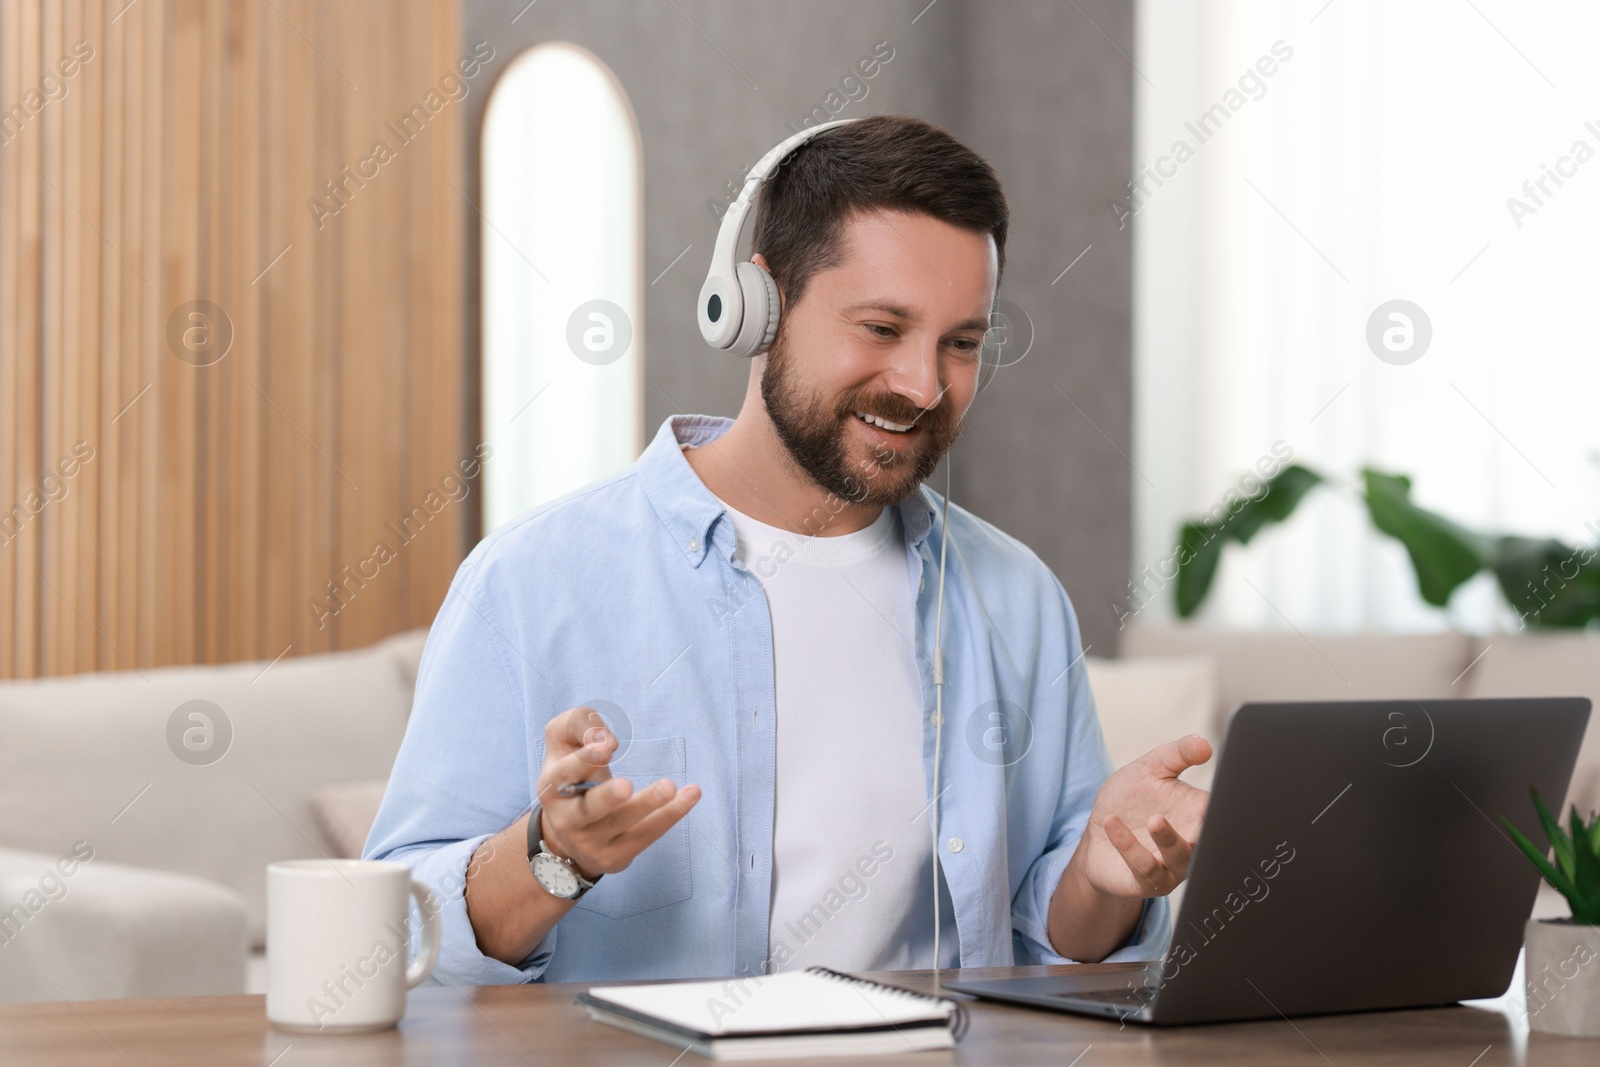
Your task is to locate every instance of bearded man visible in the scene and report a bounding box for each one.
[366,114,1209,987]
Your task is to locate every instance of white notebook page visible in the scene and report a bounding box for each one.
[583,971,951,1036]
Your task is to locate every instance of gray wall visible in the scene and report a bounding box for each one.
[460,0,1134,653]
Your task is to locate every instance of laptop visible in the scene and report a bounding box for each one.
[947,697,1591,1026]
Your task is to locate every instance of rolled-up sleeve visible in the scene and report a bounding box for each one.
[1010,576,1173,965]
[364,559,556,985]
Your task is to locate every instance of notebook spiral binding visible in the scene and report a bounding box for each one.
[804,966,970,1042]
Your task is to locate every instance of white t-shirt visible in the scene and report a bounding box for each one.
[709,490,958,972]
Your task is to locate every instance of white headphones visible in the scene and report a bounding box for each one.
[697,119,856,358]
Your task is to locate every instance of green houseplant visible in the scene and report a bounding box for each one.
[1173,465,1600,629]
[1501,790,1600,1037]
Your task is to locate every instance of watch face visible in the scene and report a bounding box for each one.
[532,853,580,898]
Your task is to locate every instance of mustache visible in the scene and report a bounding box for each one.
[838,385,952,429]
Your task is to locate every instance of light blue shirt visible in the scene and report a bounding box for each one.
[365,413,1171,985]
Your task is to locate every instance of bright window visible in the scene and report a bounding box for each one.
[481,42,644,533]
[1133,0,1600,632]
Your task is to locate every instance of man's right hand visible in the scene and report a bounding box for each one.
[533,706,702,883]
[465,705,703,965]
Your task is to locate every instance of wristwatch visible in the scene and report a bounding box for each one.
[525,801,600,900]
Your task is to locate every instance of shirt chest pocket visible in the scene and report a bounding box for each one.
[572,736,693,920]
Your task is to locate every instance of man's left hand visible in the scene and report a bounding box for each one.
[1078,734,1212,898]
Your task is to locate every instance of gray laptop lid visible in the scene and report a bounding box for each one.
[1140,697,1590,1024]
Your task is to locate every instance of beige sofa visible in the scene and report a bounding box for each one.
[1099,622,1600,816]
[0,629,427,1003]
[2,619,1592,1002]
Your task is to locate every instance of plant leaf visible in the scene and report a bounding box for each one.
[1492,536,1600,631]
[1173,465,1325,618]
[1175,522,1225,619]
[1502,816,1579,901]
[1535,790,1576,880]
[1571,804,1600,899]
[1362,469,1493,607]
[1227,465,1325,545]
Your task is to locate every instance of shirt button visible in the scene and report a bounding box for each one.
[947,837,964,854]
[687,537,700,554]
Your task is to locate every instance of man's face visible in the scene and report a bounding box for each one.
[759,209,997,507]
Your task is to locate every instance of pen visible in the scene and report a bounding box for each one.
[556,780,605,798]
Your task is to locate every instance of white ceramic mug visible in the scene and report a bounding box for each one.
[266,859,441,1033]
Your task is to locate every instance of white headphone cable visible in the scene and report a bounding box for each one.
[930,459,952,984]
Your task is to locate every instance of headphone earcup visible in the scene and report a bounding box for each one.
[730,261,781,358]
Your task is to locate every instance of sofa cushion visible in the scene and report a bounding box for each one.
[1085,654,1220,791]
[1459,633,1600,817]
[373,627,430,699]
[309,780,391,859]
[0,632,426,948]
[0,846,247,1003]
[1121,621,1474,718]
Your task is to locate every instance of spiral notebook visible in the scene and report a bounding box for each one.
[576,967,968,1061]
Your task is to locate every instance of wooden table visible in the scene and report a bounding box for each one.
[2,963,1594,1066]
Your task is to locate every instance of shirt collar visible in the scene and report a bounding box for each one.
[637,414,940,568]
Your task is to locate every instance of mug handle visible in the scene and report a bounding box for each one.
[405,879,442,988]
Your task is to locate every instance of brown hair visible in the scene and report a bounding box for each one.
[750,114,1009,309]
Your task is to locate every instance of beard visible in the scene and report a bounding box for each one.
[760,328,964,508]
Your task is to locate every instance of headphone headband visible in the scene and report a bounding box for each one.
[697,119,856,357]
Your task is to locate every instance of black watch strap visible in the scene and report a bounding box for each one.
[525,801,601,889]
[525,801,543,859]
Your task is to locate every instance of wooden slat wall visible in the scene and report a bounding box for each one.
[0,0,465,680]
